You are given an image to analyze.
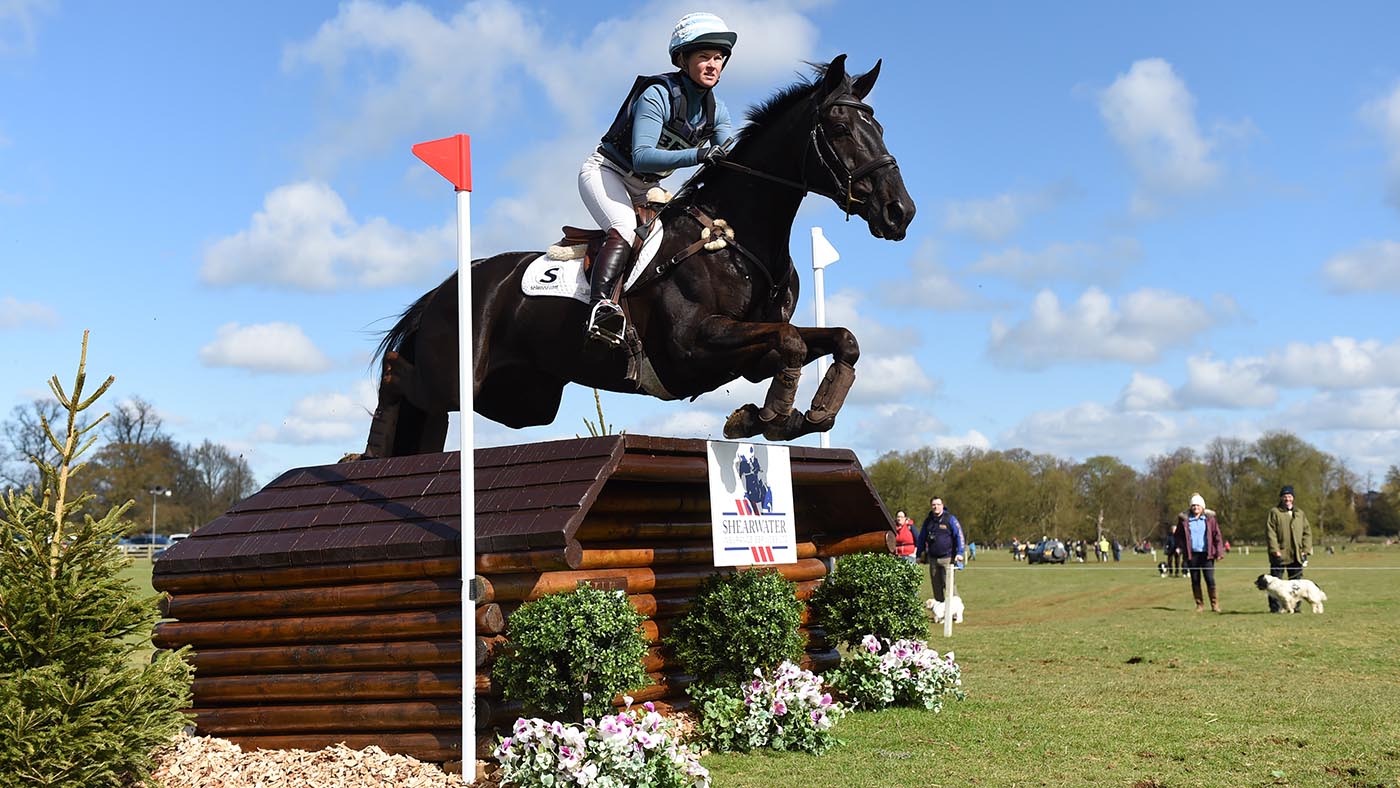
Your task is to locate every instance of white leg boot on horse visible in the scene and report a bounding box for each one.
[586,229,631,347]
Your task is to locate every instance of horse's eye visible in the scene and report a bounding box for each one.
[832,122,850,135]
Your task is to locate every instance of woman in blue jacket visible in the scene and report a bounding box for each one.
[578,12,737,345]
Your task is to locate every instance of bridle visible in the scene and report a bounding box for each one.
[715,93,898,219]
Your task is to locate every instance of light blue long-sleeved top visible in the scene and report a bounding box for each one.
[627,79,734,175]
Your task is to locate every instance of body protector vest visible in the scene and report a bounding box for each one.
[600,72,716,179]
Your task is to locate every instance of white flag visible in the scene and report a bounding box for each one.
[811,227,840,269]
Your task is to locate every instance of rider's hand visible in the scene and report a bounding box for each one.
[698,143,728,167]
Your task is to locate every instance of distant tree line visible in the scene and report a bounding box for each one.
[1,396,258,536]
[867,431,1399,548]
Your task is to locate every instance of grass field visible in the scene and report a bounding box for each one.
[127,548,1400,787]
[703,546,1400,788]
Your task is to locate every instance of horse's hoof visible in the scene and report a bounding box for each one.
[724,404,765,438]
[802,413,837,436]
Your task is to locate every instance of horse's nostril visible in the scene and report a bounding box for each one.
[885,200,907,228]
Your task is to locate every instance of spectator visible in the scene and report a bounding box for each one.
[915,497,966,604]
[1097,536,1110,562]
[1111,538,1122,562]
[1176,493,1225,612]
[893,510,917,564]
[1265,485,1312,613]
[1165,523,1183,577]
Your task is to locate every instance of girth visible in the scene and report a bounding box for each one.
[640,205,791,304]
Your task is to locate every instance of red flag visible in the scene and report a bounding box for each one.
[413,134,472,191]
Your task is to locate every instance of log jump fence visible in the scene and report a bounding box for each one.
[152,435,895,765]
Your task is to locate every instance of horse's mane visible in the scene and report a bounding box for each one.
[738,62,834,142]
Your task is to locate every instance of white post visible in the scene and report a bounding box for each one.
[810,228,839,450]
[943,565,955,638]
[456,186,476,765]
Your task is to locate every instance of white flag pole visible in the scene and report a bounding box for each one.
[810,227,840,449]
[412,134,475,766]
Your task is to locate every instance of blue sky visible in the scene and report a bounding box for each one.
[4,1,1400,488]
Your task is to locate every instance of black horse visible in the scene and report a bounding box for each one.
[364,56,915,458]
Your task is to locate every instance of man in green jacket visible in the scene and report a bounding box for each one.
[1265,485,1312,612]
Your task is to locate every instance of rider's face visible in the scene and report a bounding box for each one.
[684,49,726,88]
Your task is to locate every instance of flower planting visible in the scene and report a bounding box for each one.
[494,703,709,788]
[825,635,965,711]
[690,661,844,755]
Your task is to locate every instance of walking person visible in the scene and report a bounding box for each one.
[893,510,917,564]
[915,497,966,604]
[1176,493,1225,612]
[1165,523,1183,577]
[1265,485,1312,612]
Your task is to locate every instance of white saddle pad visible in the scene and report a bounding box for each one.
[521,224,665,302]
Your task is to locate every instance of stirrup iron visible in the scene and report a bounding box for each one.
[586,299,626,346]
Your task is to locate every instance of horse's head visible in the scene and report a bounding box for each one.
[810,55,915,240]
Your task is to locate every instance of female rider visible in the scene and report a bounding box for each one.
[578,12,737,345]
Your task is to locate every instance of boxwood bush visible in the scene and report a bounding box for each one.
[494,585,649,721]
[667,569,804,687]
[808,551,927,648]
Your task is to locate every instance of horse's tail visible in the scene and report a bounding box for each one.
[373,275,450,366]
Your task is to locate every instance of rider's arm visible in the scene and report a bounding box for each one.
[630,85,703,174]
[710,98,734,149]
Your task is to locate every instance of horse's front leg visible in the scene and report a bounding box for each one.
[693,317,810,440]
[793,326,861,433]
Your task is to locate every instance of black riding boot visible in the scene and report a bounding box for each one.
[586,229,631,346]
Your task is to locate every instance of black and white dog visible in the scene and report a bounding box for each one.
[1255,574,1328,614]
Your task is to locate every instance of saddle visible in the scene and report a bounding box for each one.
[548,190,669,271]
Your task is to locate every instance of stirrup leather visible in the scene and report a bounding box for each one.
[586,299,626,346]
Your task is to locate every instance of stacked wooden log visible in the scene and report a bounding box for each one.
[152,435,894,765]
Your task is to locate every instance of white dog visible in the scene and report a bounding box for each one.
[1255,574,1328,614]
[925,595,964,624]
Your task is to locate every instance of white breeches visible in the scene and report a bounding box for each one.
[579,150,652,244]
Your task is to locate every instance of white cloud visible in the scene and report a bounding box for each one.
[286,1,820,170]
[1003,401,1181,462]
[969,237,1141,286]
[1117,372,1176,411]
[1286,389,1400,431]
[1321,240,1400,293]
[1099,58,1220,213]
[989,287,1212,368]
[1177,354,1276,409]
[942,182,1071,243]
[0,0,51,56]
[199,322,334,373]
[0,295,57,329]
[886,239,986,310]
[1362,81,1400,211]
[252,379,378,445]
[849,403,946,453]
[1267,337,1400,389]
[846,355,937,406]
[201,180,453,290]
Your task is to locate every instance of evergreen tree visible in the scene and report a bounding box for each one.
[0,333,193,788]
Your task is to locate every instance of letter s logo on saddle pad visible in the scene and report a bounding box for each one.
[521,225,666,303]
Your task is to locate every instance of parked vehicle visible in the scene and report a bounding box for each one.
[1027,538,1068,564]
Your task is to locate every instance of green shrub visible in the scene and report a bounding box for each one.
[808,552,926,648]
[668,569,804,687]
[494,584,649,721]
[0,335,193,788]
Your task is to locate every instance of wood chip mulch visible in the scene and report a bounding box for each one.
[151,733,474,788]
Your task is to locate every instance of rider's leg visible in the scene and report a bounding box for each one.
[586,229,631,344]
[579,152,645,345]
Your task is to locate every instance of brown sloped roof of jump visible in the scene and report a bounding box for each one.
[154,435,889,576]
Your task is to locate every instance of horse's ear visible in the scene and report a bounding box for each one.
[820,54,849,97]
[852,59,882,100]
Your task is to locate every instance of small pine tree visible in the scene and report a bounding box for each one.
[0,332,193,788]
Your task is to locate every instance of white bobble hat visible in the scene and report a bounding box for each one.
[1189,493,1205,508]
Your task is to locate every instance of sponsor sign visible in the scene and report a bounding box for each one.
[706,441,796,566]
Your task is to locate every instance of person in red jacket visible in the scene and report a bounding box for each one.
[1175,493,1226,612]
[893,510,917,564]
